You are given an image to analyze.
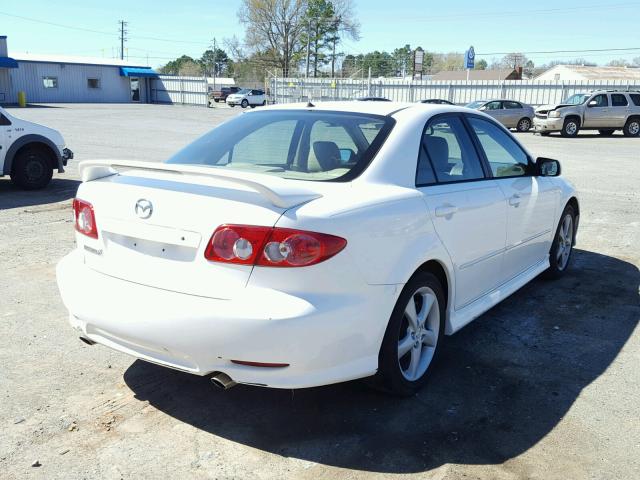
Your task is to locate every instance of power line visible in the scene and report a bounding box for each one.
[478,47,640,56]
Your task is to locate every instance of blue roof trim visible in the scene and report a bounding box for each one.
[120,67,158,78]
[0,57,19,68]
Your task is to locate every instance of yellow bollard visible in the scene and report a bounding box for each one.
[18,91,26,107]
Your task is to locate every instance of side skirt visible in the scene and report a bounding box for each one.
[446,257,550,334]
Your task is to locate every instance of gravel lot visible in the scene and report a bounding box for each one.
[1,103,638,480]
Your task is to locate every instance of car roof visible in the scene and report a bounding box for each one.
[254,101,435,117]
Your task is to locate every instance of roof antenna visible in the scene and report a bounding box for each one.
[306,96,315,108]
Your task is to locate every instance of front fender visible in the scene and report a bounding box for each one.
[3,134,64,176]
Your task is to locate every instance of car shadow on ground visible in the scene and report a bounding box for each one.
[124,249,639,474]
[0,178,80,210]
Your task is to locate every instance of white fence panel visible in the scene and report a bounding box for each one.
[151,75,208,106]
[269,77,640,106]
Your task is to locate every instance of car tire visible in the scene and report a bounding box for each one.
[516,117,532,132]
[623,118,640,137]
[241,99,249,108]
[539,131,551,136]
[250,105,256,109]
[262,100,267,106]
[543,204,576,280]
[10,146,54,190]
[214,99,219,103]
[561,118,580,138]
[598,129,615,136]
[229,104,235,108]
[373,271,445,396]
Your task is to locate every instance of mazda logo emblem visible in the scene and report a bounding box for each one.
[135,199,153,219]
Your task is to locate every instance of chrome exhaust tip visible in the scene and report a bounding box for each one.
[210,372,237,390]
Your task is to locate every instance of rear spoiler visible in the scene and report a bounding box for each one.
[78,160,322,209]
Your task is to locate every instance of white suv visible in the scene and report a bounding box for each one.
[0,106,73,189]
[227,89,267,108]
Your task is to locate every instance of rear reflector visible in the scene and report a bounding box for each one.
[73,198,98,239]
[205,224,346,267]
[230,360,290,368]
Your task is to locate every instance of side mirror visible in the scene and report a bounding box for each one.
[536,157,561,177]
[588,100,597,107]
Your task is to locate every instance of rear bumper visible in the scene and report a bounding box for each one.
[56,250,396,389]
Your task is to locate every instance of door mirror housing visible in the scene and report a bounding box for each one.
[588,100,597,107]
[535,157,561,177]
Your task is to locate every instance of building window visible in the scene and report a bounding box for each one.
[87,78,100,89]
[42,76,58,88]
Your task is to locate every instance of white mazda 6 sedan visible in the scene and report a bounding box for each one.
[57,102,579,395]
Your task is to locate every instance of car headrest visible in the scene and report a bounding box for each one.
[312,141,341,171]
[425,136,450,173]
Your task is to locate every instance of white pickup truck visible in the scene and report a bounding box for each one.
[0,106,73,189]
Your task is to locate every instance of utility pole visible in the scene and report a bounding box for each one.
[118,20,128,60]
[305,19,311,78]
[212,37,217,90]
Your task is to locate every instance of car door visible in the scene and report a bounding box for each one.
[583,94,612,127]
[503,101,524,128]
[0,110,9,170]
[250,89,264,105]
[467,116,558,281]
[481,101,508,127]
[416,114,508,310]
[610,93,631,127]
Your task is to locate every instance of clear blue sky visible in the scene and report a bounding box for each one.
[2,0,640,68]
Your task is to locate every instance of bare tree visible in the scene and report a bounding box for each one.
[238,0,308,76]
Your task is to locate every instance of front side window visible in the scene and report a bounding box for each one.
[416,116,485,185]
[611,94,628,107]
[42,76,58,88]
[468,117,530,178]
[590,94,608,107]
[166,110,394,181]
[484,101,503,111]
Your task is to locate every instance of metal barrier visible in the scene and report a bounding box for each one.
[268,77,640,106]
[151,75,208,106]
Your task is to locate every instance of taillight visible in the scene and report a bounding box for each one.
[204,225,346,267]
[73,198,98,239]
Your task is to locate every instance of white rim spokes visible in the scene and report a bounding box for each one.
[398,287,440,382]
[556,214,573,269]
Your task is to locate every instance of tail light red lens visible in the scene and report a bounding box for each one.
[72,199,98,239]
[204,225,346,267]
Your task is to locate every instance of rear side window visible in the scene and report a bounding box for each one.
[166,110,394,182]
[468,117,530,178]
[631,94,640,106]
[504,101,522,109]
[611,94,628,107]
[417,116,485,185]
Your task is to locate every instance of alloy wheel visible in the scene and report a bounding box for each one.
[398,287,440,382]
[556,214,573,270]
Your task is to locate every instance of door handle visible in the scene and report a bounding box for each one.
[435,205,458,218]
[509,194,521,207]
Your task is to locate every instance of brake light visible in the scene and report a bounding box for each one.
[204,225,346,267]
[73,199,98,239]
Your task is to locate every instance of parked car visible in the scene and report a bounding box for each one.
[533,90,640,137]
[0,106,73,189]
[420,99,454,105]
[465,99,535,132]
[57,102,578,396]
[226,89,267,108]
[209,86,240,103]
[356,97,391,102]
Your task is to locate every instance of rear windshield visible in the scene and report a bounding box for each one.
[166,110,394,181]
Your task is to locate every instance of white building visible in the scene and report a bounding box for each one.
[0,36,158,104]
[535,64,640,82]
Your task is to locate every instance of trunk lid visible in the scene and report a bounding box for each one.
[77,160,322,299]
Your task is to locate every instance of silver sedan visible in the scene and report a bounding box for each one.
[465,100,535,132]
